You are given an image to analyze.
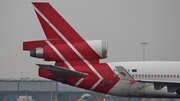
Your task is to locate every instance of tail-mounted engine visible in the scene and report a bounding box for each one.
[24,40,108,61]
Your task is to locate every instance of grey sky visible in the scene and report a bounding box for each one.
[0,0,180,79]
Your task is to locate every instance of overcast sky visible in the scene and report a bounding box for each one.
[0,0,180,79]
[0,1,180,101]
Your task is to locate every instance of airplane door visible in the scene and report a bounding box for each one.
[127,82,146,97]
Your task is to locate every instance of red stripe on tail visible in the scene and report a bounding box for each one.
[32,2,84,43]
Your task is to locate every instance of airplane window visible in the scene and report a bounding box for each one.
[139,74,141,77]
[161,75,163,78]
[145,74,147,78]
[132,74,134,77]
[158,75,160,78]
[177,75,179,78]
[148,75,150,78]
[151,74,153,78]
[164,75,166,78]
[135,74,137,77]
[167,75,169,78]
[154,75,156,78]
[170,75,172,78]
[174,75,176,78]
[142,74,144,77]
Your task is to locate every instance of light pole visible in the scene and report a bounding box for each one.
[140,41,148,61]
[21,72,23,79]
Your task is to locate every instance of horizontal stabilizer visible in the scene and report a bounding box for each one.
[37,64,88,77]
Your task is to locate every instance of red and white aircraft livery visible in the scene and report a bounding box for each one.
[23,2,180,98]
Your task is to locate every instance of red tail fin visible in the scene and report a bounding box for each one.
[32,2,85,43]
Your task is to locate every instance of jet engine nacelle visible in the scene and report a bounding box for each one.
[30,40,108,61]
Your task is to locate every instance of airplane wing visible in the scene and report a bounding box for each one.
[115,66,136,85]
[116,66,180,84]
[116,66,180,93]
[116,66,134,80]
[37,64,88,77]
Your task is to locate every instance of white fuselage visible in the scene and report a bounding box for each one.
[107,61,180,98]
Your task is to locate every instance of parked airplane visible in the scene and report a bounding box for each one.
[23,2,180,98]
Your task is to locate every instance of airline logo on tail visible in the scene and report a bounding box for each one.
[23,2,119,93]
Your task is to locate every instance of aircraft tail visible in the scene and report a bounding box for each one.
[23,2,104,62]
[32,2,85,43]
[23,2,117,92]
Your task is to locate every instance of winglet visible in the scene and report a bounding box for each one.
[116,66,136,85]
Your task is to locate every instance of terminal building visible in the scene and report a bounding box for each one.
[0,78,123,101]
